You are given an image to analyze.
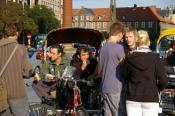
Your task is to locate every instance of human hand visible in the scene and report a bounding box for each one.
[34,73,40,81]
[81,60,89,70]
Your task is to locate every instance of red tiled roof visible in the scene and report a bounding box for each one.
[93,8,110,22]
[116,6,164,22]
[73,6,175,24]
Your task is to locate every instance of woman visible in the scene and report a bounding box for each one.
[123,30,168,116]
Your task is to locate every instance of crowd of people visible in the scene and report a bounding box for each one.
[0,20,168,116]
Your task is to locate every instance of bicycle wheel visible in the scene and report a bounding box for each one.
[75,107,89,116]
[29,104,60,116]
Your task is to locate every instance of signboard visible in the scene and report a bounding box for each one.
[27,34,31,39]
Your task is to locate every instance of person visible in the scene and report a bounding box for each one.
[122,30,168,116]
[166,40,175,66]
[32,44,69,106]
[119,26,139,116]
[0,21,33,116]
[70,47,98,80]
[124,27,138,54]
[70,47,98,108]
[98,21,125,116]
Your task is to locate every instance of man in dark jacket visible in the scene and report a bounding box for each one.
[70,47,98,108]
[0,21,32,116]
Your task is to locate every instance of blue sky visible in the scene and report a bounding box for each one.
[73,0,175,9]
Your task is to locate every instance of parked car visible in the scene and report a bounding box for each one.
[156,28,175,115]
[28,47,36,58]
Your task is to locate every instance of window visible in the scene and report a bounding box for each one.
[148,21,153,28]
[91,22,95,29]
[135,22,139,28]
[141,22,145,28]
[98,16,103,20]
[80,16,84,20]
[86,22,90,28]
[127,22,131,27]
[74,16,78,21]
[80,22,84,27]
[90,16,93,21]
[74,22,78,27]
[103,22,107,28]
[97,22,101,28]
[86,16,89,20]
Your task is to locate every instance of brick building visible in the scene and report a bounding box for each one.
[72,6,175,42]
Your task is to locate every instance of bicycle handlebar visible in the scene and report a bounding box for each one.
[59,77,94,86]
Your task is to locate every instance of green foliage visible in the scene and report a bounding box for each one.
[102,31,109,40]
[0,3,60,35]
[0,2,37,35]
[27,5,60,34]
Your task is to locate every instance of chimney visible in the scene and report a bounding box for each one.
[63,0,72,27]
[134,4,137,8]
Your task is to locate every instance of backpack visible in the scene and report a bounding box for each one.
[0,79,8,112]
[0,44,18,112]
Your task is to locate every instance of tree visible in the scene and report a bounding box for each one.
[27,5,60,34]
[0,2,38,35]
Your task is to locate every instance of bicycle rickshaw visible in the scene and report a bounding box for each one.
[29,27,103,116]
[156,28,175,115]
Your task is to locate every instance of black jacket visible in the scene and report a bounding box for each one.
[122,52,168,102]
[70,56,97,80]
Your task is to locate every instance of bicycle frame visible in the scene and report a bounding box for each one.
[61,80,84,116]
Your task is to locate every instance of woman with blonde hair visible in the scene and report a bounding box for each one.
[122,30,168,116]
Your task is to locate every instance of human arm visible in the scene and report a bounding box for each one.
[21,45,33,78]
[156,56,168,91]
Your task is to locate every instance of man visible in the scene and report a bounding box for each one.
[98,21,125,116]
[117,27,138,116]
[0,21,32,116]
[70,47,98,108]
[33,44,69,106]
[70,47,97,80]
[124,27,138,54]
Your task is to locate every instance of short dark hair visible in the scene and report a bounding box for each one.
[50,44,64,55]
[3,21,21,37]
[76,47,89,56]
[109,21,125,36]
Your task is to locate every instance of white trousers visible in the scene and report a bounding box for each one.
[126,100,159,116]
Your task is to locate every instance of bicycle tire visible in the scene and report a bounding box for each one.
[75,106,89,116]
[29,104,60,116]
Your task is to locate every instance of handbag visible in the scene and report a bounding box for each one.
[0,44,18,112]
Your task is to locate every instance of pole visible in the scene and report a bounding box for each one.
[110,0,117,23]
[22,0,25,45]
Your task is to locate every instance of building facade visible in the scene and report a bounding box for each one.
[73,6,175,42]
[38,0,63,26]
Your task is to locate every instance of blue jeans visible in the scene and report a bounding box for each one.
[102,93,121,116]
[1,97,29,116]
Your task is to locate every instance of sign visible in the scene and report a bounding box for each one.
[27,34,31,39]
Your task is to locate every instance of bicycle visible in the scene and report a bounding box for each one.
[30,66,90,116]
[56,77,89,116]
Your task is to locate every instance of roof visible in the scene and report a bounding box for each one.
[93,8,110,22]
[72,9,80,16]
[73,6,171,23]
[73,7,94,16]
[115,6,164,22]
